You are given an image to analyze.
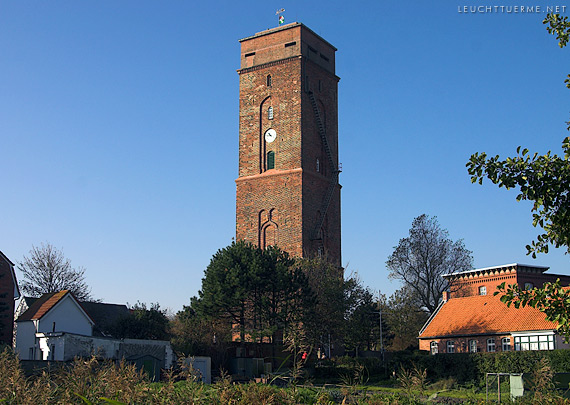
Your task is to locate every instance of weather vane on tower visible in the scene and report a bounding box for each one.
[276,8,285,25]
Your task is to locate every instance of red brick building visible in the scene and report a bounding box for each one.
[235,23,341,267]
[0,251,20,346]
[419,263,570,354]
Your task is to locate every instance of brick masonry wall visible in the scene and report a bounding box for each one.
[301,56,340,267]
[448,267,570,299]
[236,24,341,267]
[0,258,16,346]
[236,170,304,257]
[238,58,302,177]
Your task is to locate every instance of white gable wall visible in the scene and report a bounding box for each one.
[38,295,92,336]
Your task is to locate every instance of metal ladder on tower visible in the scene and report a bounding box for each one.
[308,91,341,246]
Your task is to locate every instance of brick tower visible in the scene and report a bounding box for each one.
[236,23,341,267]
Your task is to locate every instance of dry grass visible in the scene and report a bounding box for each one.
[0,347,304,404]
[6,347,570,404]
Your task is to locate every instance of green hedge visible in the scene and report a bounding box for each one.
[389,349,570,384]
[314,350,570,384]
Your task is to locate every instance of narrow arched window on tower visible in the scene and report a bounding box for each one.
[267,75,272,87]
[268,106,274,120]
[316,158,320,172]
[267,151,275,170]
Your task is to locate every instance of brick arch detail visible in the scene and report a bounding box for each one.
[259,208,278,248]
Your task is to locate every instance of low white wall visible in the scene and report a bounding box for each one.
[34,333,175,370]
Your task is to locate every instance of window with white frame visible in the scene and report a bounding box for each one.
[502,337,511,351]
[268,106,274,120]
[487,338,496,352]
[430,341,438,355]
[447,340,455,353]
[514,334,555,351]
[469,339,477,353]
[479,286,487,296]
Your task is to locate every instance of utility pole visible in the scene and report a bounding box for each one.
[378,291,384,364]
[372,291,385,364]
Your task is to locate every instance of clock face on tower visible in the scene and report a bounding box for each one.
[264,128,277,143]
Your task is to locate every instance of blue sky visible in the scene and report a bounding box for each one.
[1,1,569,312]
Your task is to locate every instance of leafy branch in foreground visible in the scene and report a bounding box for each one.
[544,13,570,48]
[467,138,570,258]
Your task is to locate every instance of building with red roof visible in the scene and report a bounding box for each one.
[418,263,570,354]
[13,290,174,379]
[15,290,94,360]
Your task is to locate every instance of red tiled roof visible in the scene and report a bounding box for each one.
[419,292,556,339]
[17,290,70,321]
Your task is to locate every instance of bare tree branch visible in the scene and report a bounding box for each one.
[387,215,473,314]
[18,243,95,302]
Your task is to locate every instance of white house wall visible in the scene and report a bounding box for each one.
[14,321,38,360]
[39,295,92,336]
[13,299,31,348]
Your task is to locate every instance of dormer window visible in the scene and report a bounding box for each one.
[268,106,274,120]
